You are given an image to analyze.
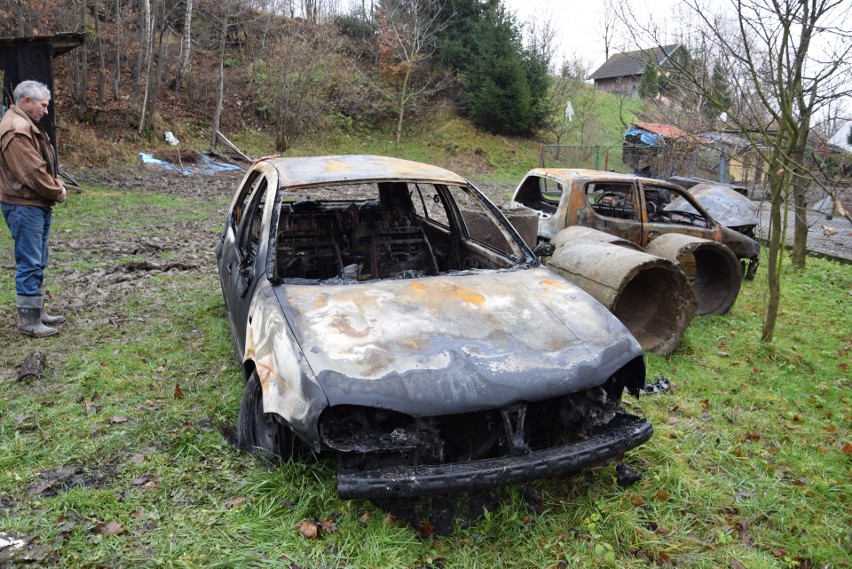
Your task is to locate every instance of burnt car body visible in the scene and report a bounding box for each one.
[511,169,760,276]
[215,155,652,499]
[665,181,759,238]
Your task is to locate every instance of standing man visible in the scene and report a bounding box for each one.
[0,80,67,337]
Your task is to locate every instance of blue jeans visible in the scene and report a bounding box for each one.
[1,203,52,296]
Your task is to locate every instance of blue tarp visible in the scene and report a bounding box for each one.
[624,126,663,146]
[139,152,243,176]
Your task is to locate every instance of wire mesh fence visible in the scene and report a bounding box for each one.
[538,143,769,190]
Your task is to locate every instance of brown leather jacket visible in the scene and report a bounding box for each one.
[0,105,64,207]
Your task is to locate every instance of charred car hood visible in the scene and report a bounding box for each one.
[274,268,643,416]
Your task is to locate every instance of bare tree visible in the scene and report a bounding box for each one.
[376,0,449,150]
[70,0,89,116]
[93,0,107,105]
[133,0,151,103]
[139,0,171,132]
[172,0,194,91]
[113,0,121,99]
[624,0,852,342]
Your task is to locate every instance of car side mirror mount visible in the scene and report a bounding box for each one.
[532,241,555,257]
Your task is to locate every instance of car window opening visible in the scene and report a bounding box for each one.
[273,182,522,283]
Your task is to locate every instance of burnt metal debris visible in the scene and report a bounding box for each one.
[216,155,653,499]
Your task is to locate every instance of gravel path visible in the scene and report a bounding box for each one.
[754,200,852,262]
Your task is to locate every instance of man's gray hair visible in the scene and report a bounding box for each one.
[13,80,51,105]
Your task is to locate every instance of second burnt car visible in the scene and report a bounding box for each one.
[215,155,652,499]
[511,169,760,277]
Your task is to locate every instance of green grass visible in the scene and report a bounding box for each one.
[0,174,849,567]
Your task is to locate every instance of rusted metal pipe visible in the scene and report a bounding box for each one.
[546,230,696,356]
[645,234,742,316]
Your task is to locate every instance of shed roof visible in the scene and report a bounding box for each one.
[631,122,691,139]
[589,44,681,80]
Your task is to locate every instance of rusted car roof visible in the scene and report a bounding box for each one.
[265,155,467,188]
[528,168,643,183]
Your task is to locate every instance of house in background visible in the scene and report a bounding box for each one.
[589,44,683,99]
[827,120,852,154]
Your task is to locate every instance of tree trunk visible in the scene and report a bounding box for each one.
[138,0,161,132]
[395,64,412,151]
[790,114,812,269]
[173,0,194,91]
[143,5,168,131]
[113,0,121,99]
[72,0,89,116]
[210,13,229,148]
[15,0,26,36]
[133,0,151,103]
[94,0,107,105]
[761,166,785,343]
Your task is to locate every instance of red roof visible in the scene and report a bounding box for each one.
[632,122,691,139]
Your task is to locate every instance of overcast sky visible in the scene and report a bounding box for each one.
[501,0,681,73]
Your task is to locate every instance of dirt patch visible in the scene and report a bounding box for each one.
[28,464,118,498]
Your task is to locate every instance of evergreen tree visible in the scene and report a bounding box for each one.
[638,64,660,99]
[433,0,549,135]
[703,60,732,122]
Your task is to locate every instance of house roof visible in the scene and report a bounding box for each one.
[589,44,682,81]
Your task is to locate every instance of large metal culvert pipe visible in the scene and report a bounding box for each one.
[644,234,742,316]
[546,233,696,357]
[551,226,643,251]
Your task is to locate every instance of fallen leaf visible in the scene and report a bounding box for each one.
[224,497,246,509]
[358,512,371,523]
[843,442,852,454]
[130,454,145,464]
[736,519,750,545]
[746,432,760,442]
[772,548,788,558]
[174,383,185,400]
[826,424,837,433]
[630,495,645,507]
[733,445,742,457]
[298,521,318,539]
[131,476,150,486]
[418,520,435,538]
[384,512,394,525]
[816,445,826,455]
[318,519,337,534]
[701,399,710,411]
[103,521,125,536]
[731,558,747,569]
[839,363,848,371]
[111,416,128,424]
[655,491,670,501]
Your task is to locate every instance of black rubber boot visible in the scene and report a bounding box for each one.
[37,287,65,325]
[16,295,59,338]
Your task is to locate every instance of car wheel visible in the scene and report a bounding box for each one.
[237,371,293,464]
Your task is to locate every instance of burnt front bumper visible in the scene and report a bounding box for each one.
[336,417,653,499]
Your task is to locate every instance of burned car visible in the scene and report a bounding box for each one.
[215,155,652,499]
[665,181,759,239]
[512,169,761,279]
